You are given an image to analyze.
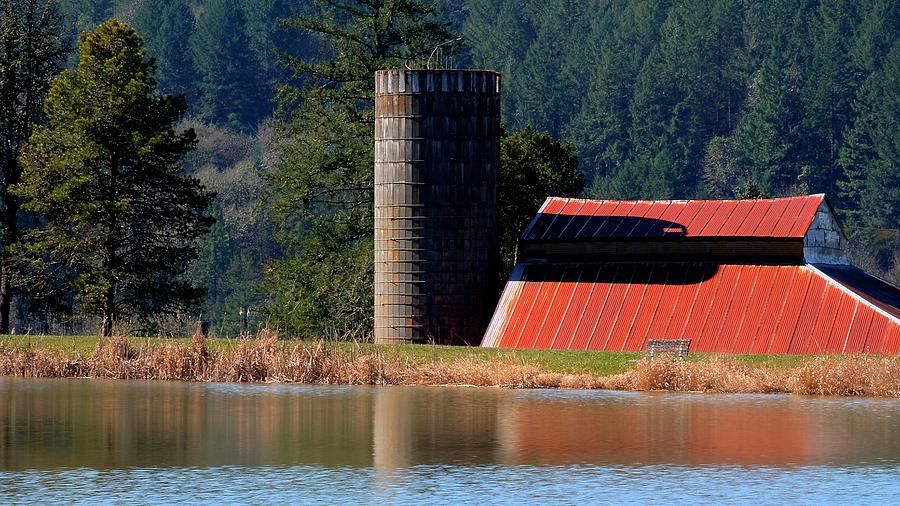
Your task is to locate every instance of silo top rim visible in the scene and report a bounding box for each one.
[375,68,501,95]
[375,68,501,75]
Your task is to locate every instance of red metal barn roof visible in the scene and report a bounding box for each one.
[481,263,900,354]
[522,195,826,240]
[482,194,900,355]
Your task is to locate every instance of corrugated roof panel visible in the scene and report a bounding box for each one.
[564,200,602,238]
[482,261,900,355]
[883,323,900,355]
[770,197,809,237]
[519,265,565,348]
[524,198,566,241]
[555,265,600,350]
[540,200,584,240]
[690,201,726,236]
[648,266,689,339]
[673,200,714,237]
[751,266,795,354]
[737,264,779,354]
[845,304,874,354]
[736,199,774,236]
[788,274,827,354]
[633,200,671,237]
[790,196,826,237]
[653,201,690,238]
[704,200,743,237]
[751,198,792,236]
[864,315,888,354]
[804,284,843,354]
[543,266,583,349]
[584,264,637,350]
[606,266,653,351]
[499,266,547,348]
[590,201,631,237]
[715,265,760,352]
[771,269,814,354]
[612,201,654,237]
[696,265,739,351]
[718,200,758,236]
[663,266,704,338]
[582,201,624,238]
[628,267,669,347]
[826,293,856,354]
[681,265,721,349]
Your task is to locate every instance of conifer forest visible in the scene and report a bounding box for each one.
[1,0,897,338]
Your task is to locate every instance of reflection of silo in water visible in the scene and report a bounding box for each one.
[374,69,500,345]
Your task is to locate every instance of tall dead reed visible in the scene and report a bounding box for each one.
[0,335,898,397]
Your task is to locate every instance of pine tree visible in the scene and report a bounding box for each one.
[264,0,454,338]
[727,4,808,196]
[838,44,900,235]
[0,0,67,334]
[799,0,861,197]
[464,0,534,128]
[133,0,196,99]
[568,0,669,189]
[59,0,112,34]
[627,0,745,198]
[16,19,214,336]
[498,128,583,281]
[190,0,267,130]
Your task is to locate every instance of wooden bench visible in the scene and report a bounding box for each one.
[645,339,691,358]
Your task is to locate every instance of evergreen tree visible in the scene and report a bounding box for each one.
[59,0,112,34]
[191,0,267,130]
[498,128,583,281]
[133,0,196,99]
[0,0,67,334]
[569,0,668,188]
[16,19,213,336]
[627,0,745,198]
[464,0,534,128]
[264,0,454,338]
[838,44,900,235]
[799,0,860,196]
[730,31,807,195]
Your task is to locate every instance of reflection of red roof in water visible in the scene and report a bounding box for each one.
[497,400,811,466]
[482,195,900,355]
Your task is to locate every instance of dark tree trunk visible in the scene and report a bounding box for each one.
[0,180,19,335]
[101,277,117,337]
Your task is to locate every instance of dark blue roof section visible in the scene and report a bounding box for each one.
[814,264,900,319]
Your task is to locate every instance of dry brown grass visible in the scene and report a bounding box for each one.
[1,333,898,397]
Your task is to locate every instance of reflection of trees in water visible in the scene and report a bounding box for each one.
[0,380,374,469]
[2,381,899,471]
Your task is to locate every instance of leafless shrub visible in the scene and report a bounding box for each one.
[1,335,899,397]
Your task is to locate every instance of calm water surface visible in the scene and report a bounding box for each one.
[1,378,899,504]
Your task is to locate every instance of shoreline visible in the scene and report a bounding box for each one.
[1,333,899,397]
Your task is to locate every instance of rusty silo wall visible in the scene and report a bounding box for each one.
[374,69,500,345]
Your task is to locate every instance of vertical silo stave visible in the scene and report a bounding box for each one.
[374,69,500,345]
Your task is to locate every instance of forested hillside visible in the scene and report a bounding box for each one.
[32,0,900,335]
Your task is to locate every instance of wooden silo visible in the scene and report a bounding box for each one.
[374,69,500,345]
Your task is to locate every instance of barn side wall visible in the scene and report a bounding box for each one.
[803,202,848,265]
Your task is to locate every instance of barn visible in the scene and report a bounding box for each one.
[480,194,900,355]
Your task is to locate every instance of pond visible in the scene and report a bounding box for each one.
[1,378,899,503]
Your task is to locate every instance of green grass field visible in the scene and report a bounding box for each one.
[0,334,837,377]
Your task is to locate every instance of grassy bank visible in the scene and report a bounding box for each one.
[1,333,898,397]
